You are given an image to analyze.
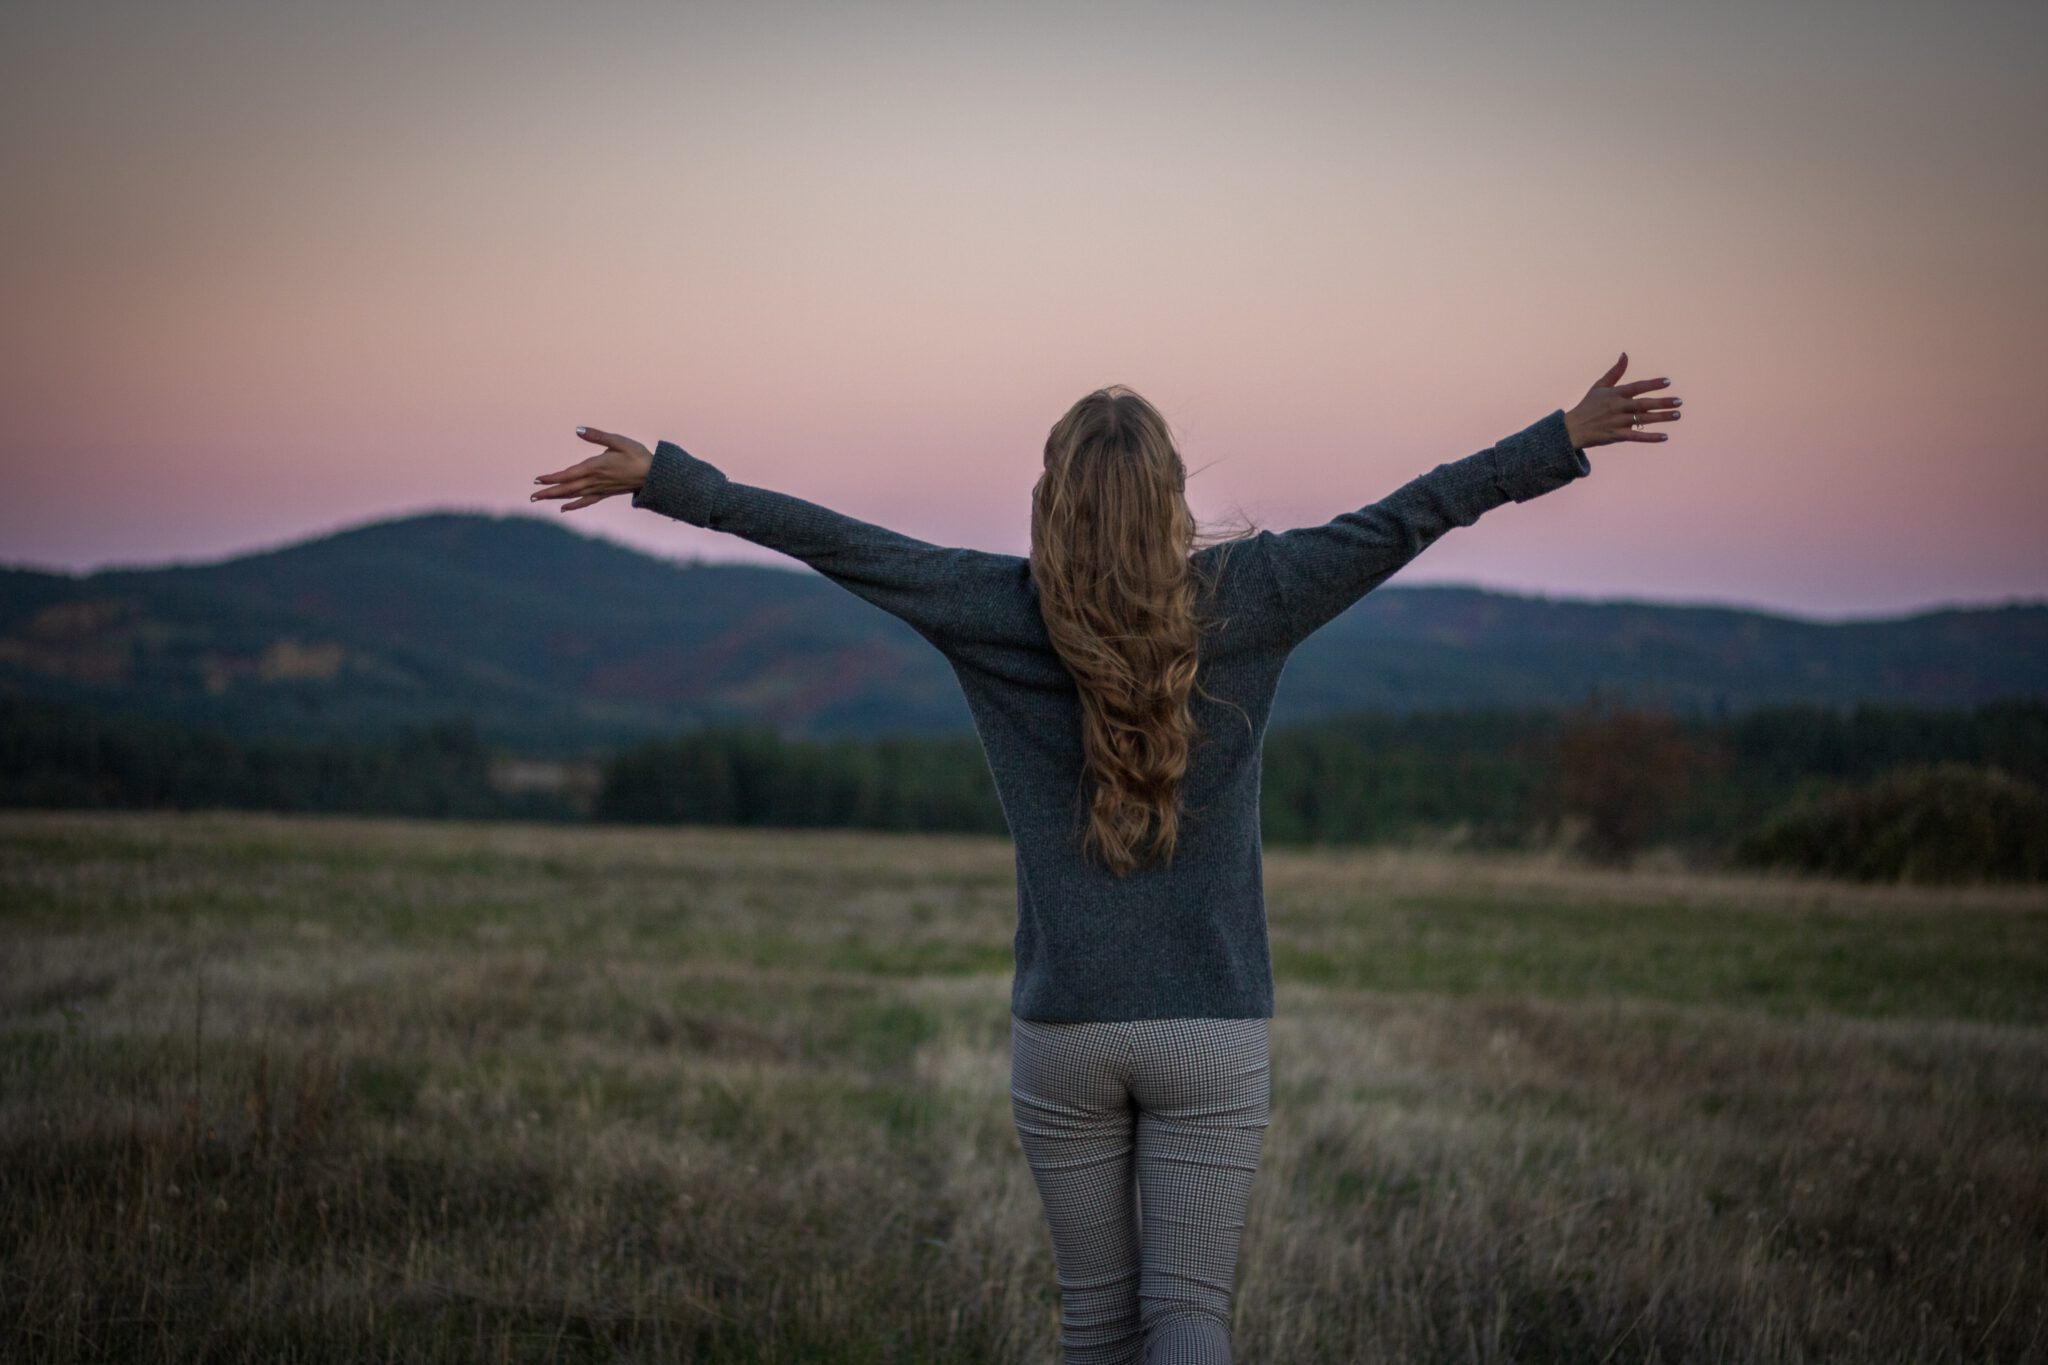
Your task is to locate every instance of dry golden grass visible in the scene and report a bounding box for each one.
[1,808,2044,1363]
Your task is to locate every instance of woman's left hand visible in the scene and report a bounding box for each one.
[530,427,654,511]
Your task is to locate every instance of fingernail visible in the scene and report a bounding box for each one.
[576,426,587,435]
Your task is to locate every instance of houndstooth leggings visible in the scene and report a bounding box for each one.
[1009,1014,1271,1364]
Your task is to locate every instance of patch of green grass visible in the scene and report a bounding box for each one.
[787,1074,949,1143]
[812,996,939,1070]
[681,929,1012,979]
[0,1023,235,1096]
[1290,1131,1437,1211]
[1272,892,2048,1024]
[347,1058,425,1120]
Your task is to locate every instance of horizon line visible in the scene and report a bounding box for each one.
[6,503,2044,629]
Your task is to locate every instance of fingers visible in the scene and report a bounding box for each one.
[531,473,612,503]
[1617,408,1678,441]
[533,458,598,485]
[1613,378,1682,446]
[1594,387,1681,444]
[575,426,618,447]
[1613,407,1676,439]
[535,486,617,510]
[1596,351,1628,388]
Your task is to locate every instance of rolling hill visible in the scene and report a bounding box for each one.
[3,510,2042,756]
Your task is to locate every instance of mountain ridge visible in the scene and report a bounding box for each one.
[3,510,2042,755]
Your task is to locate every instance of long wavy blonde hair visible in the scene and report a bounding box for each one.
[1031,385,1254,877]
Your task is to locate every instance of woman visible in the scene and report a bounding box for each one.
[530,353,1680,1363]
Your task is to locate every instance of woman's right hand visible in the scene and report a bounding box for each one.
[1564,352,1682,449]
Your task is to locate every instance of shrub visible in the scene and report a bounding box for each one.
[1551,698,1723,865]
[1730,761,2048,884]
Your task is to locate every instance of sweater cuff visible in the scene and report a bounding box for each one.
[631,440,730,525]
[1490,408,1591,504]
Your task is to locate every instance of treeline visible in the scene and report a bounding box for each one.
[4,692,2045,881]
[1259,694,2048,856]
[599,728,1005,832]
[0,696,545,821]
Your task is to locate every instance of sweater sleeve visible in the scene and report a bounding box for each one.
[1254,408,1590,650]
[630,439,1007,650]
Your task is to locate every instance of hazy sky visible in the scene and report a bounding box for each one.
[4,0,2043,618]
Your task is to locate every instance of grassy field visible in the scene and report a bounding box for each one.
[2,808,2044,1363]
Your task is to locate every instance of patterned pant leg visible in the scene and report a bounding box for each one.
[1010,1015,1145,1364]
[1126,1018,1271,1364]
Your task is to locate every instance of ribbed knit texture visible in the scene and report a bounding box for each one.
[632,408,1591,1021]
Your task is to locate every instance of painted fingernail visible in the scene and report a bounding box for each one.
[576,426,587,435]
[1672,398,1682,406]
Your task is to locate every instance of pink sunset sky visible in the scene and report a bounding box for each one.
[2,0,2043,619]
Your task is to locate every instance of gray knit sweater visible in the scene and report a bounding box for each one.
[632,408,1590,1022]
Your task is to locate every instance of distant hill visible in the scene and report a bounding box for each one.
[3,510,2043,755]
[1280,583,2048,721]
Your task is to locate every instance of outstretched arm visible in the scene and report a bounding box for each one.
[633,438,1001,646]
[1255,355,1680,651]
[531,427,1009,651]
